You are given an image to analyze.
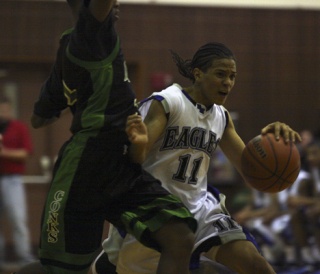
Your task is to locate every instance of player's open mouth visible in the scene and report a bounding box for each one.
[114,12,120,20]
[219,92,228,96]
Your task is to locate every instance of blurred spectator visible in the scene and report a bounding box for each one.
[297,129,314,171]
[287,139,320,266]
[232,130,320,269]
[0,96,35,270]
[233,188,286,265]
[276,169,313,265]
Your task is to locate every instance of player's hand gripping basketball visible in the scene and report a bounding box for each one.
[126,113,148,145]
[261,121,302,143]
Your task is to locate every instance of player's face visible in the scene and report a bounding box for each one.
[112,1,120,22]
[195,58,236,106]
[0,103,13,123]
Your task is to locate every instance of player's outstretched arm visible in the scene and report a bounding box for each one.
[31,113,59,129]
[219,111,246,176]
[89,0,117,22]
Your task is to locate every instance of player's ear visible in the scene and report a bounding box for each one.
[193,68,203,81]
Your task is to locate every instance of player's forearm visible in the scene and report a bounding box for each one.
[129,144,147,164]
[287,196,317,207]
[0,148,29,162]
[89,0,116,22]
[31,114,58,129]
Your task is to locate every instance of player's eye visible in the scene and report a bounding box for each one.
[230,74,236,81]
[215,72,225,78]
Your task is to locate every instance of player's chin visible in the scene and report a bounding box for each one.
[214,94,228,105]
[114,11,120,20]
[214,98,227,106]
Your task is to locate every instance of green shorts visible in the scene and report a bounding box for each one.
[39,133,196,274]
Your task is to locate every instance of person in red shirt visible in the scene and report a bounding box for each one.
[0,96,35,270]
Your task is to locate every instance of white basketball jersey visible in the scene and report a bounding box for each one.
[140,84,228,213]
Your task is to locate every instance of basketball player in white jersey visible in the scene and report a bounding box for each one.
[90,43,301,274]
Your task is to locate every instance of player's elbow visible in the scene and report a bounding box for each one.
[31,114,46,129]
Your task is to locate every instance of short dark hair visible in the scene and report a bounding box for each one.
[66,0,89,8]
[67,0,79,8]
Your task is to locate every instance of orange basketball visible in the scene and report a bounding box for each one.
[241,133,301,193]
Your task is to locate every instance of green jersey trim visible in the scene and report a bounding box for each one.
[65,36,120,69]
[60,28,74,39]
[65,36,120,132]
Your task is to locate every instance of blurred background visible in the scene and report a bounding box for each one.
[0,0,320,272]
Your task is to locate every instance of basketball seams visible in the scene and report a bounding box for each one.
[241,133,300,193]
[262,138,299,192]
[244,136,276,177]
[271,144,300,192]
[261,134,292,192]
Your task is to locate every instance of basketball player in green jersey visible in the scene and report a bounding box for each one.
[14,1,197,274]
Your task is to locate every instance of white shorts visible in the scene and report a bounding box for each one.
[103,191,249,274]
